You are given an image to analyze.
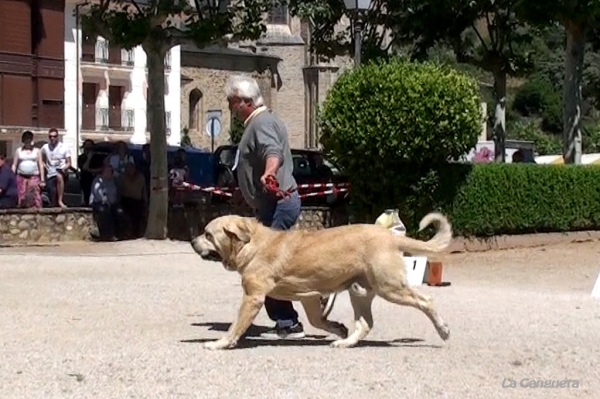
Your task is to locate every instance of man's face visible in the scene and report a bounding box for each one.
[228,95,252,121]
[0,157,5,168]
[49,131,58,145]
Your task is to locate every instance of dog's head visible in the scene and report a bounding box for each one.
[190,215,256,271]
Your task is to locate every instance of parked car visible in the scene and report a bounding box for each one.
[212,145,350,206]
[56,142,349,207]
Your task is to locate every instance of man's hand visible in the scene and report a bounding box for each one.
[259,174,270,188]
[261,156,280,189]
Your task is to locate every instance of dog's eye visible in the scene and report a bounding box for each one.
[205,232,213,241]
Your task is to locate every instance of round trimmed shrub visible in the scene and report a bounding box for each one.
[318,58,483,221]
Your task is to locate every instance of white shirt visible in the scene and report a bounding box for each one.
[41,142,71,178]
[16,147,40,176]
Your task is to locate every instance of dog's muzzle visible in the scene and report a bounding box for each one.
[201,250,222,262]
[190,237,222,262]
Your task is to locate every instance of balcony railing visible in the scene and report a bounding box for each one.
[81,107,135,132]
[166,111,171,135]
[81,38,135,66]
[165,51,171,72]
[121,49,135,66]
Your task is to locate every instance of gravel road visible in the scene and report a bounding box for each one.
[1,239,599,399]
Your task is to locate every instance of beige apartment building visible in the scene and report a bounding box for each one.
[180,5,353,151]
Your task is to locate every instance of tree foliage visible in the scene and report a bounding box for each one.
[319,59,482,218]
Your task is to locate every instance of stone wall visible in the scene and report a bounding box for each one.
[0,204,349,245]
[0,208,94,245]
[168,203,349,241]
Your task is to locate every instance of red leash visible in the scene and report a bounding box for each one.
[263,175,295,198]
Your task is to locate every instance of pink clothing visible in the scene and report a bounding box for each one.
[16,174,42,208]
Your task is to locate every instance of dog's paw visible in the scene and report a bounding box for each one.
[437,323,450,341]
[203,338,234,350]
[330,338,357,349]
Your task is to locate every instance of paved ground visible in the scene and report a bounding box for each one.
[1,239,599,399]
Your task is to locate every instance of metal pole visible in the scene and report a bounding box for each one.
[354,15,362,66]
[75,4,81,160]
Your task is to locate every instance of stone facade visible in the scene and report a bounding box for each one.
[0,208,94,245]
[180,46,279,151]
[180,13,354,150]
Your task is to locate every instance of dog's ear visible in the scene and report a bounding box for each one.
[223,218,252,244]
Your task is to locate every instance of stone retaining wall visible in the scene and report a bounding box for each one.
[0,204,350,245]
[168,204,350,241]
[0,208,94,245]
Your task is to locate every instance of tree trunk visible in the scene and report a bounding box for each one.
[492,70,507,162]
[563,22,586,164]
[143,43,169,239]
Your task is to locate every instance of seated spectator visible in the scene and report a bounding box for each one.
[89,164,124,241]
[118,162,147,238]
[0,154,18,209]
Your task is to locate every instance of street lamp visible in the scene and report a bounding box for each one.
[343,0,372,66]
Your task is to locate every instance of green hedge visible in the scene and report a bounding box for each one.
[369,163,600,238]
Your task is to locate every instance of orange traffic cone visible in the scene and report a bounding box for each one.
[426,261,451,287]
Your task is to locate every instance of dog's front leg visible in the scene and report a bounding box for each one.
[203,294,265,350]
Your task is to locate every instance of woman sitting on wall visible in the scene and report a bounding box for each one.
[0,153,18,209]
[11,131,45,208]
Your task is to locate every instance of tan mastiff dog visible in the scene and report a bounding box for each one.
[191,212,452,350]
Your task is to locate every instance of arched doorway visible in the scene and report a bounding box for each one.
[188,89,203,130]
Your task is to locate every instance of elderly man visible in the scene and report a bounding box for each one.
[225,75,333,339]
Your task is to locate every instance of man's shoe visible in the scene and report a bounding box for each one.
[260,322,305,340]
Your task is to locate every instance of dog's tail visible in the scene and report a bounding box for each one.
[394,212,453,255]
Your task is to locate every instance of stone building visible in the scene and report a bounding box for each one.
[180,5,353,151]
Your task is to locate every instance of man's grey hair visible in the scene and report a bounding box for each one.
[225,75,265,107]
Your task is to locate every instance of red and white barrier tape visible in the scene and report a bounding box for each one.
[178,182,349,199]
[298,188,349,198]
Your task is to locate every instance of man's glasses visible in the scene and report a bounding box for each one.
[49,135,58,139]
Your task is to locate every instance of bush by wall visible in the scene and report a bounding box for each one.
[380,163,600,238]
[319,58,483,219]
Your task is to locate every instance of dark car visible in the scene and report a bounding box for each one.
[212,145,349,206]
[57,142,349,207]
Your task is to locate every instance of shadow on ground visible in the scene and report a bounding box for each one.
[184,322,441,349]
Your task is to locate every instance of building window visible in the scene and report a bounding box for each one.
[267,4,289,25]
[188,89,203,130]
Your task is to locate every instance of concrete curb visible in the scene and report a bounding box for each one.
[449,230,600,253]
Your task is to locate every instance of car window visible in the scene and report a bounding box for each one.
[322,159,340,176]
[293,154,313,177]
[219,147,237,169]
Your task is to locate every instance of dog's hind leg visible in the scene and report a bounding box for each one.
[330,290,375,348]
[376,284,450,341]
[369,258,450,341]
[300,296,349,339]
